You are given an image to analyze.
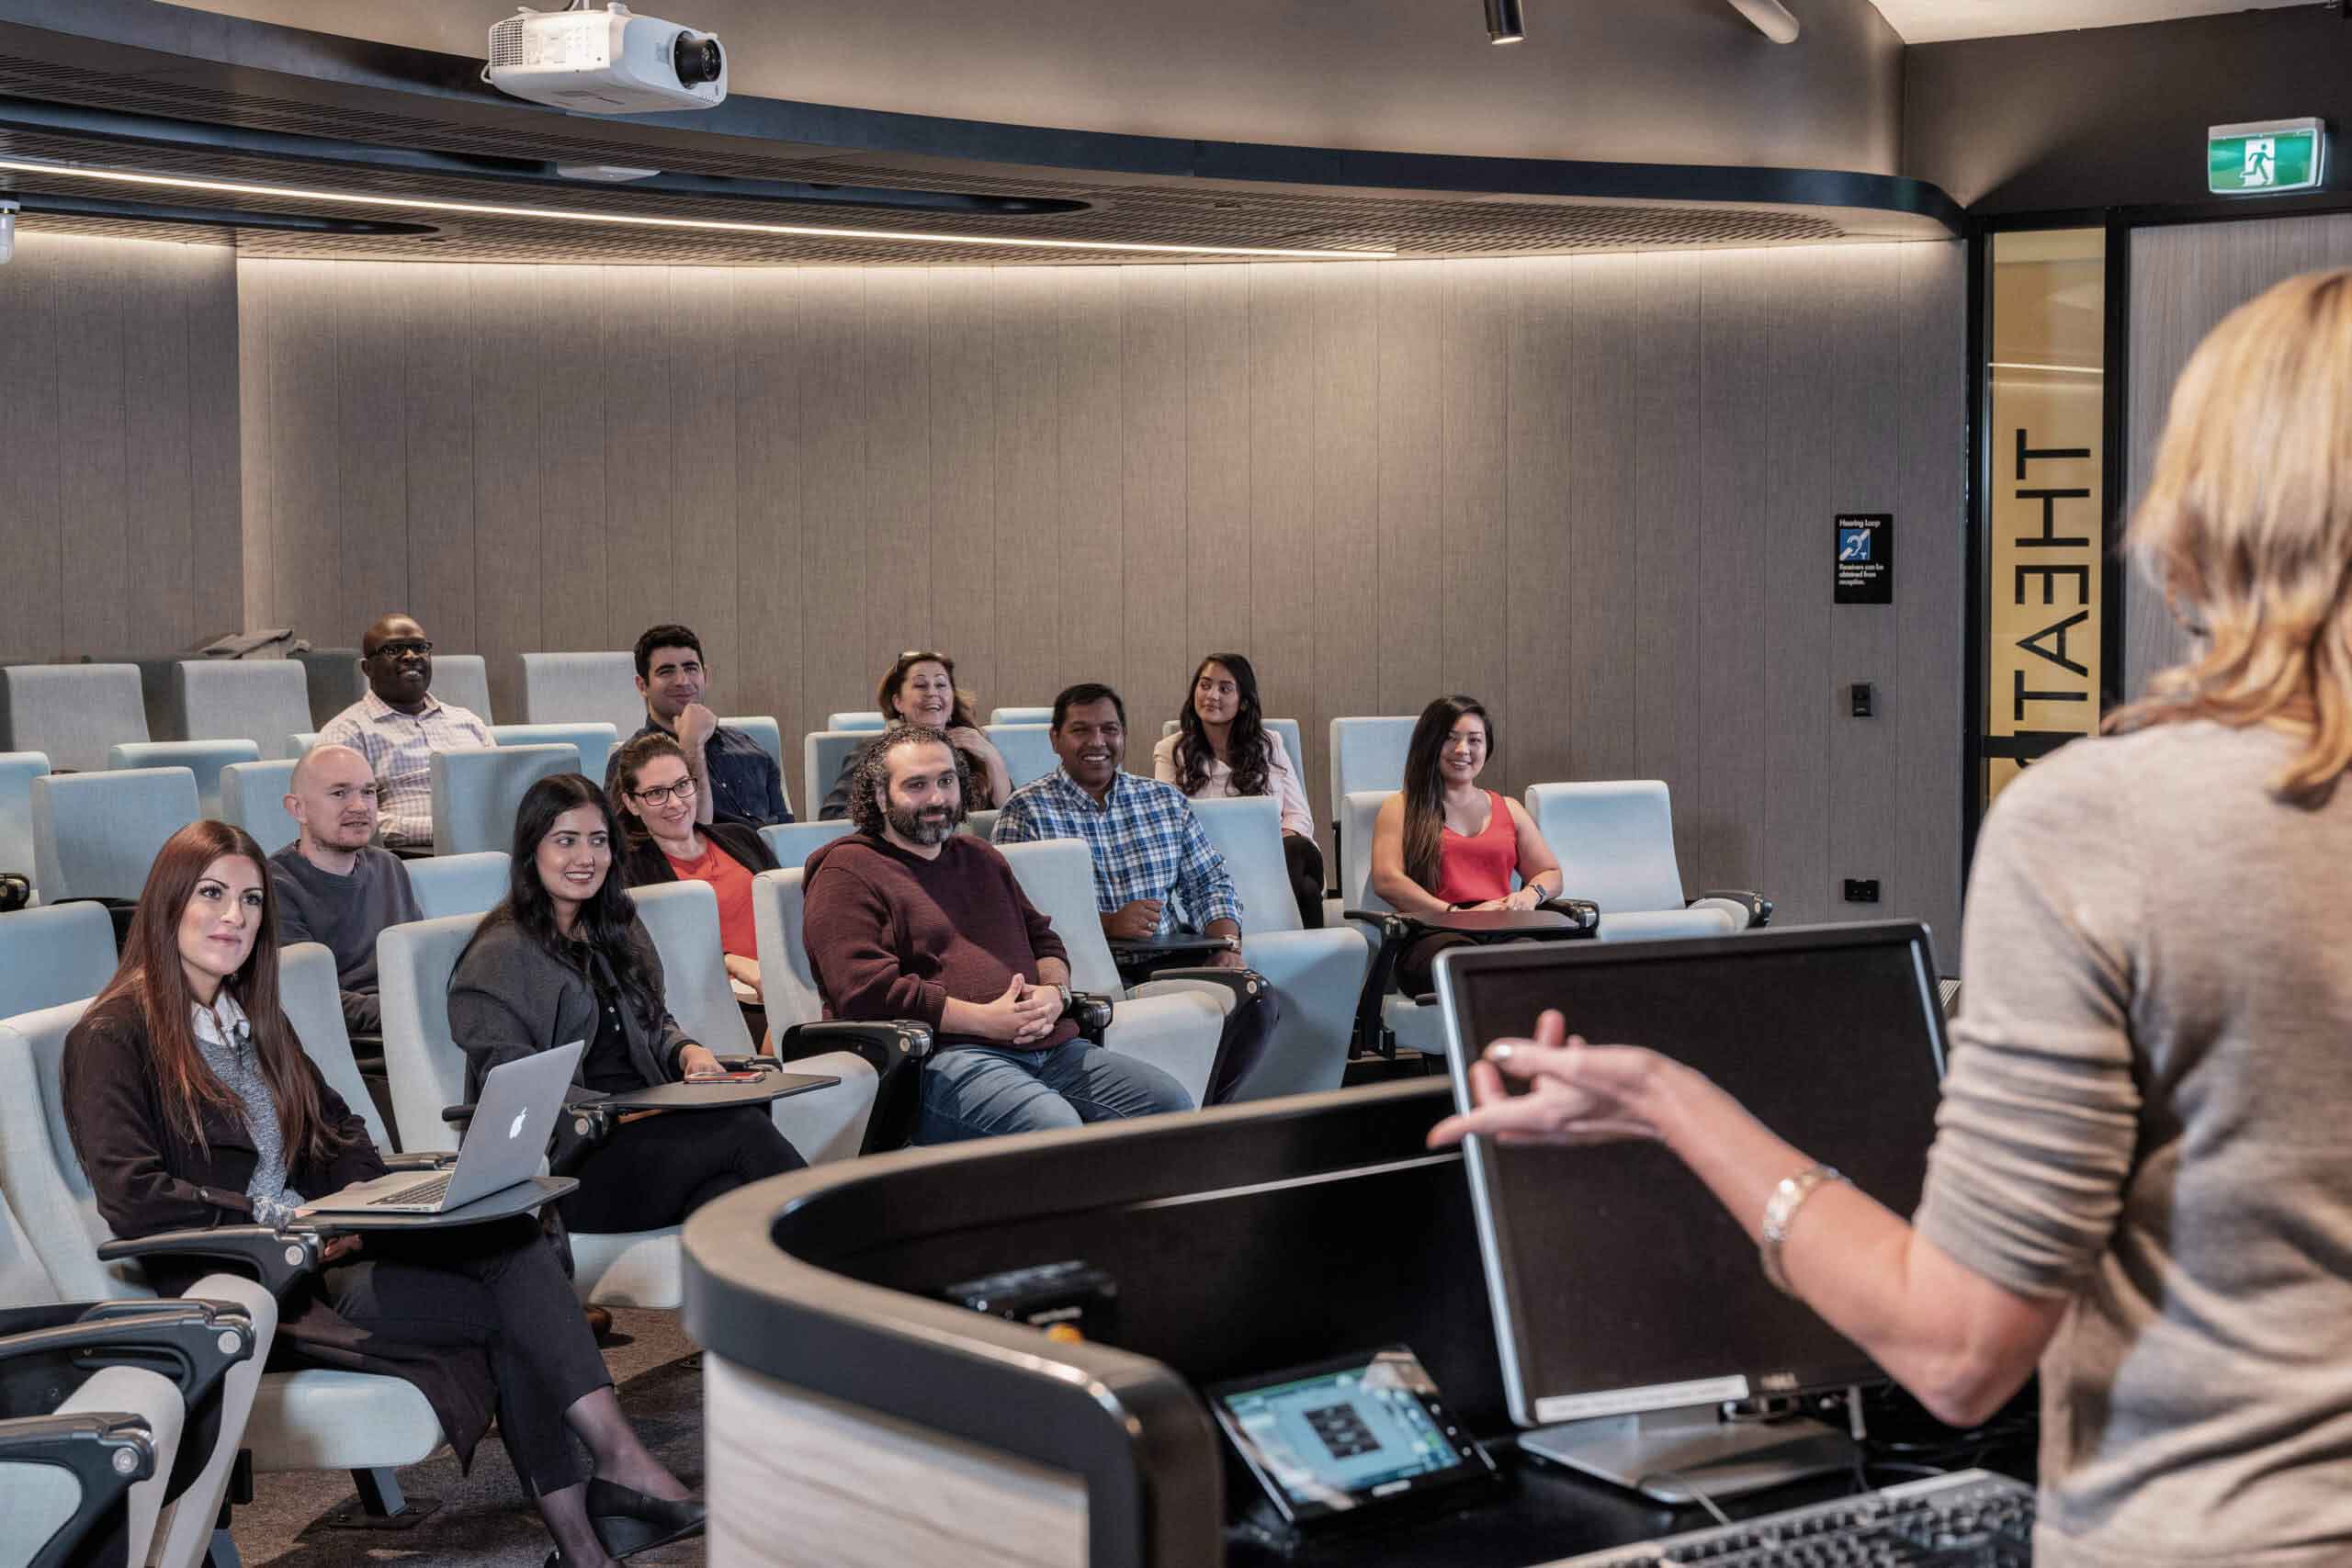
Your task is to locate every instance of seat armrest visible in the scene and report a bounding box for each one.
[1536,897,1602,934]
[776,1021,933,1077]
[779,1021,934,1155]
[97,1226,323,1299]
[0,1302,256,1404]
[0,1413,154,1526]
[713,1054,778,1073]
[1063,991,1114,1036]
[1691,889,1773,928]
[1132,966,1267,1009]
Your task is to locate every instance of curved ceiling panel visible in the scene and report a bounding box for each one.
[0,0,1959,264]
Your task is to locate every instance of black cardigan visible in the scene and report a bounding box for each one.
[616,816,776,891]
[60,991,501,1468]
[447,907,695,1101]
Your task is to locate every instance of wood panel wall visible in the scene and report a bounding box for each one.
[0,232,242,663]
[233,243,1965,933]
[2124,214,2352,701]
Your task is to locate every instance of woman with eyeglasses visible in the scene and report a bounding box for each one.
[610,733,778,1002]
[447,773,803,1242]
[62,819,700,1568]
[819,649,1012,818]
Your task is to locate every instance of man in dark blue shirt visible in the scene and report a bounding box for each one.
[606,623,793,826]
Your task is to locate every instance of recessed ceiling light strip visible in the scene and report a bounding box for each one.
[0,157,1393,260]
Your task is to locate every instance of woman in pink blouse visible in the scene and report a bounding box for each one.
[1152,653,1325,928]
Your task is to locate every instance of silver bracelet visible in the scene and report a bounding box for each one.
[1758,1163,1847,1296]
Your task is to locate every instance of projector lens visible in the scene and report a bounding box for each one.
[673,34,723,86]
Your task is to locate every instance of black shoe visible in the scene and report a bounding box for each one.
[586,1479,707,1559]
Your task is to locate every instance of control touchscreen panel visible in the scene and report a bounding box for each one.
[1209,1346,1494,1528]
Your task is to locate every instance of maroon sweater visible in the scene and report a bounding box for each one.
[802,831,1079,1052]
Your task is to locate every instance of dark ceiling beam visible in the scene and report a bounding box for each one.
[0,0,1962,231]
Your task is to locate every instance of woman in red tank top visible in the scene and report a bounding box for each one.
[1370,695,1566,995]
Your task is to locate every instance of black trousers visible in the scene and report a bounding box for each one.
[322,1216,609,1497]
[1396,931,1478,999]
[1283,833,1328,930]
[560,1106,804,1233]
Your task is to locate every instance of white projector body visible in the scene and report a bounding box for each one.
[485,4,727,114]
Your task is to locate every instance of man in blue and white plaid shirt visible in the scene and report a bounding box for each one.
[991,682,1246,964]
[994,682,1282,1102]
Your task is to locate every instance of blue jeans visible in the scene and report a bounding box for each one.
[915,1040,1194,1144]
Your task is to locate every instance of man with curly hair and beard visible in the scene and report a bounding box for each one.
[801,722,1193,1143]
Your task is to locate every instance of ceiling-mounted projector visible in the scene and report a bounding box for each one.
[485,4,727,114]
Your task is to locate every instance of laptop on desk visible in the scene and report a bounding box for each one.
[300,1041,583,1216]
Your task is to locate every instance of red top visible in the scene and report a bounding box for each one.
[1431,791,1519,906]
[666,837,759,961]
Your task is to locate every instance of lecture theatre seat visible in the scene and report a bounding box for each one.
[220,759,300,858]
[825,711,886,732]
[758,820,852,873]
[1159,716,1306,782]
[424,654,494,726]
[405,852,511,920]
[749,868,935,1155]
[1522,781,1770,938]
[1337,788,1442,1055]
[173,660,311,762]
[292,647,365,727]
[987,706,1052,726]
[1328,716,1415,830]
[1186,796,1369,1099]
[492,722,618,785]
[628,880,878,1167]
[428,743,577,857]
[0,751,49,896]
[0,903,117,1021]
[801,729,865,822]
[984,723,1059,792]
[516,651,639,739]
[107,739,259,819]
[0,665,148,774]
[31,769,199,906]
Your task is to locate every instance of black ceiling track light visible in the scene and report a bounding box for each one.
[1484,0,1526,46]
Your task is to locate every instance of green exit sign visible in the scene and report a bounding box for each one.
[2209,118,2327,196]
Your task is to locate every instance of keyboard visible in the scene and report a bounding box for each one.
[368,1173,453,1209]
[1540,1470,2032,1566]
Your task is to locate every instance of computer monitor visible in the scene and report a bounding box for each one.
[1435,922,1950,1504]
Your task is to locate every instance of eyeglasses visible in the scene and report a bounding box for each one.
[629,777,698,807]
[369,639,433,660]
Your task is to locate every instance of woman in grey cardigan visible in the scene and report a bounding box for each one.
[448,773,802,1235]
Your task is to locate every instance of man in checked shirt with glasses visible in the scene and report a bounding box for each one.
[315,613,493,853]
[993,682,1279,1101]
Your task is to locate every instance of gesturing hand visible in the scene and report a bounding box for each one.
[675,702,718,754]
[1426,1009,1667,1149]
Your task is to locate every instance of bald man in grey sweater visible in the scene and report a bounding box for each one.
[266,744,420,1034]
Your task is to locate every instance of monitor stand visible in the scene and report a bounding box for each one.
[1519,1404,1855,1506]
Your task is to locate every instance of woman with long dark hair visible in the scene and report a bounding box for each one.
[1151,653,1325,927]
[447,774,803,1237]
[611,732,777,999]
[1369,694,1564,994]
[820,649,1012,818]
[62,820,697,1568]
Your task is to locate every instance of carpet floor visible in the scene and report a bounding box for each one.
[237,1308,706,1568]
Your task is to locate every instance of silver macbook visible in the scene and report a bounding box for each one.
[300,1041,584,1215]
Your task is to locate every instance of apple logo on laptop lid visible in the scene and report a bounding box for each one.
[509,1108,528,1140]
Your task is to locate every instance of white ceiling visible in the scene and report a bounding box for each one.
[1869,0,2314,44]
